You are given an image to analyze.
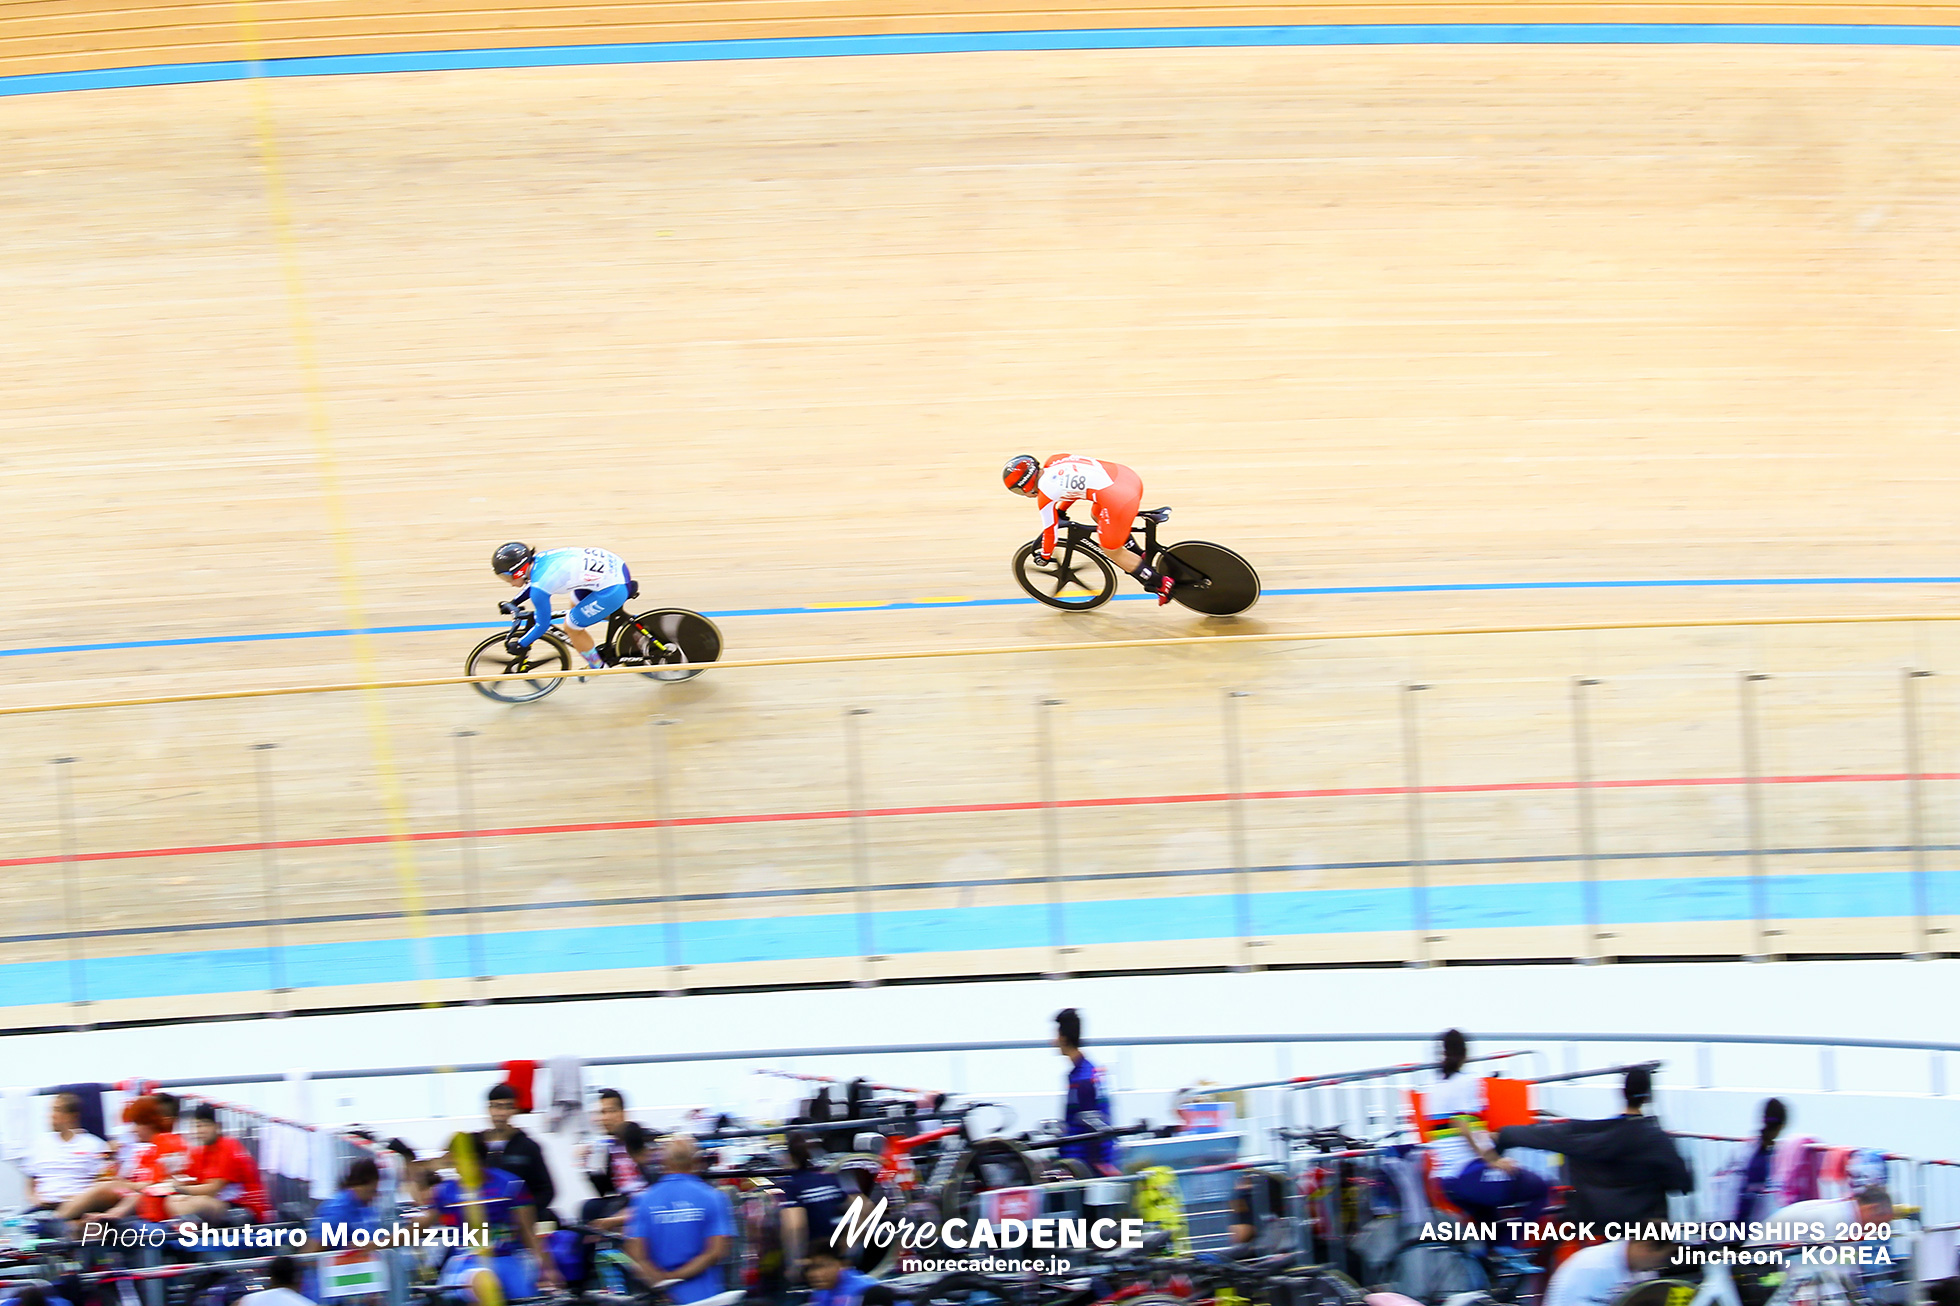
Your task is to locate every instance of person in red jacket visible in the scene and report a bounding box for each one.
[55,1095,187,1228]
[1002,454,1175,604]
[170,1104,269,1223]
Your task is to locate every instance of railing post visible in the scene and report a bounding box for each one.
[1571,677,1604,963]
[1400,682,1434,966]
[1697,1043,1713,1091]
[1740,672,1776,960]
[650,717,686,992]
[1038,698,1069,977]
[452,729,490,998]
[51,757,89,1025]
[843,707,879,986]
[251,742,291,1010]
[1904,669,1939,959]
[1224,690,1255,970]
[1819,1045,1837,1093]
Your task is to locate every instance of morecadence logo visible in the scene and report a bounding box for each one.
[831,1197,1147,1254]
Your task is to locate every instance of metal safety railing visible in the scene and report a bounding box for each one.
[10,611,1960,1029]
[29,1029,1960,1094]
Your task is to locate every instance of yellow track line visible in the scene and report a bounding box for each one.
[5,610,1953,718]
[231,2,434,991]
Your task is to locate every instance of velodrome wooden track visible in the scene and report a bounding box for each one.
[3,13,1960,1024]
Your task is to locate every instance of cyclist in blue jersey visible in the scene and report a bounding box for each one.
[806,1244,895,1306]
[1055,1008,1117,1174]
[420,1132,561,1305]
[492,542,637,671]
[624,1135,734,1305]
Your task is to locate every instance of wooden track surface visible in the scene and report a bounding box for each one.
[5,0,1960,83]
[3,45,1959,1019]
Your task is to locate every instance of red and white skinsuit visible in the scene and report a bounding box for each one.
[1033,454,1146,559]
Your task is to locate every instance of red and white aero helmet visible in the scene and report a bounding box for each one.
[1001,454,1042,496]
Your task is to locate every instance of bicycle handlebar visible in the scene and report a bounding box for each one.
[1022,1123,1157,1152]
[697,1104,979,1141]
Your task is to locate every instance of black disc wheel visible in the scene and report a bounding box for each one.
[617,608,723,682]
[822,1156,904,1273]
[1013,540,1117,611]
[1385,1239,1489,1304]
[466,631,574,703]
[1162,540,1261,615]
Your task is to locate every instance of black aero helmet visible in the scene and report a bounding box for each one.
[492,541,535,576]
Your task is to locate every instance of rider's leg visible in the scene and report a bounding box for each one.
[470,1265,506,1306]
[565,583,630,669]
[1093,471,1172,602]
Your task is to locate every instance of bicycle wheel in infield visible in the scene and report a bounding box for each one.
[1162,540,1261,615]
[1268,1269,1369,1306]
[1385,1240,1489,1304]
[1609,1282,1702,1306]
[1013,540,1117,611]
[620,608,723,681]
[939,1137,1038,1220]
[466,631,574,703]
[823,1156,903,1274]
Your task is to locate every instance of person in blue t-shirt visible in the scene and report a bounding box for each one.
[625,1135,734,1305]
[421,1132,561,1305]
[805,1243,894,1306]
[306,1156,387,1301]
[1056,1008,1117,1174]
[310,1156,384,1246]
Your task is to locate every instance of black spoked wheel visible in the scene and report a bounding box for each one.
[617,608,723,682]
[466,632,575,703]
[1013,540,1117,611]
[1162,540,1261,615]
[1277,1269,1369,1306]
[939,1137,1038,1220]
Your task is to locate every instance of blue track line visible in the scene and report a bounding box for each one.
[3,575,1955,661]
[4,24,1960,98]
[1,858,1950,1007]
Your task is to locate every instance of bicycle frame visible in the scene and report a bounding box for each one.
[1051,511,1165,565]
[874,1123,965,1196]
[496,601,667,668]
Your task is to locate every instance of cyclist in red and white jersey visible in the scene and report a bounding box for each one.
[1001,454,1174,604]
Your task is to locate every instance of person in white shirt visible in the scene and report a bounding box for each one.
[239,1257,314,1306]
[1544,1239,1676,1306]
[1424,1029,1548,1272]
[25,1093,112,1209]
[1753,1150,1894,1245]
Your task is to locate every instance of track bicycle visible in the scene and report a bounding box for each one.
[1011,507,1260,616]
[465,599,724,704]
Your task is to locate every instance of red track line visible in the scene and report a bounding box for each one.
[3,771,1955,872]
